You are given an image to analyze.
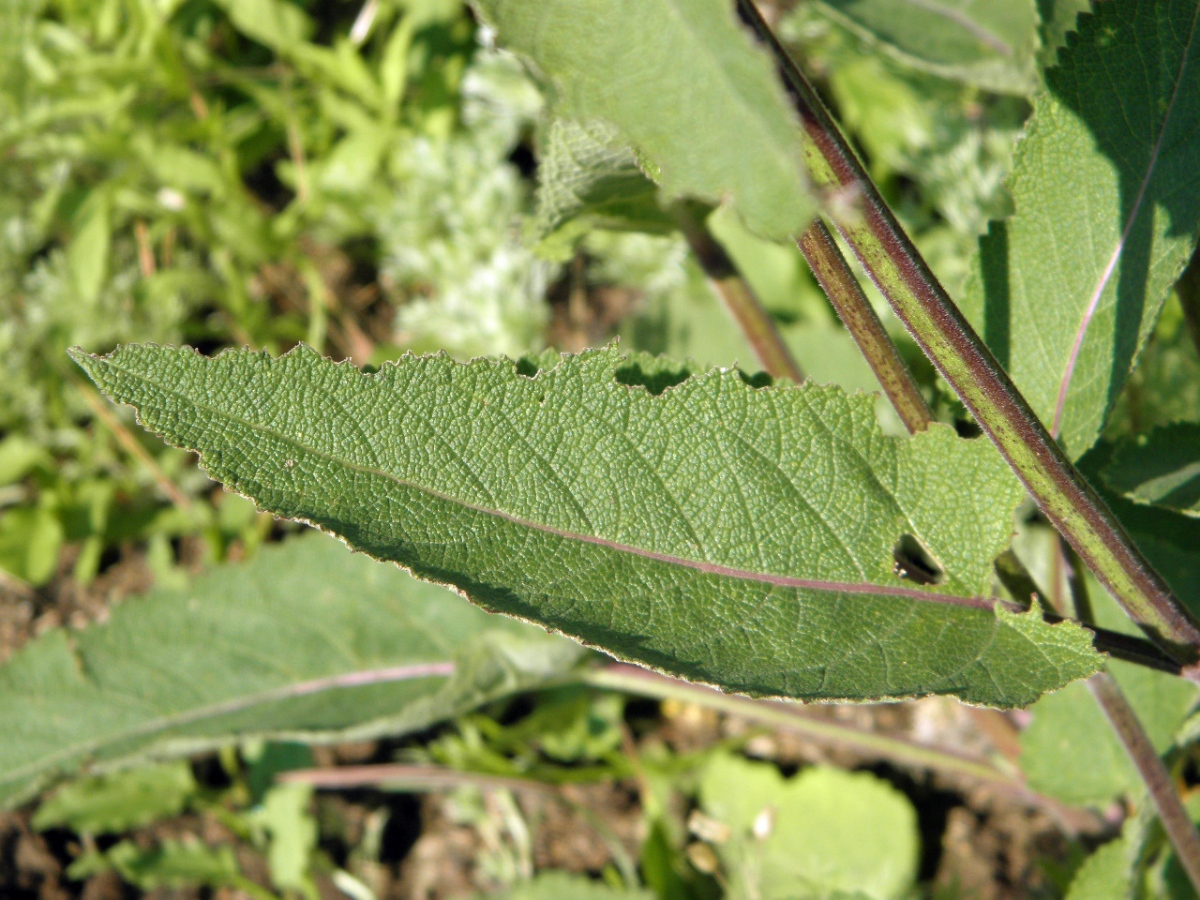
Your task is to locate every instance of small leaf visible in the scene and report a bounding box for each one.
[962,0,1200,459]
[0,532,586,809]
[699,752,919,899]
[1103,423,1200,517]
[474,0,816,239]
[33,763,197,834]
[533,118,675,261]
[815,0,1041,94]
[1065,838,1130,900]
[73,343,1103,707]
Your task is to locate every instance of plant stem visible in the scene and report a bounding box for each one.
[674,204,806,382]
[737,0,1200,666]
[1056,544,1200,894]
[796,219,932,432]
[585,663,1016,785]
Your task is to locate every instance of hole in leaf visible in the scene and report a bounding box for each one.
[892,534,945,586]
[737,369,774,389]
[614,360,692,396]
[954,416,983,439]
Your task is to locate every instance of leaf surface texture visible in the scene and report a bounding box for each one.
[0,532,584,809]
[74,344,1103,707]
[963,0,1200,458]
[473,0,815,239]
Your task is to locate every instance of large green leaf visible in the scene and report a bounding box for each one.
[962,0,1200,459]
[73,344,1102,707]
[0,532,586,810]
[472,0,816,240]
[814,0,1041,94]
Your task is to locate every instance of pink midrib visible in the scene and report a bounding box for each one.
[1051,6,1200,439]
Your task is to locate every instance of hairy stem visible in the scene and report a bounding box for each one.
[797,219,933,432]
[1057,544,1200,893]
[674,204,806,382]
[737,0,1200,665]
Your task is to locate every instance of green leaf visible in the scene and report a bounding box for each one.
[0,532,586,809]
[1103,422,1200,517]
[32,762,197,834]
[962,0,1200,459]
[1065,838,1130,900]
[73,343,1103,707]
[473,0,816,239]
[213,0,313,52]
[698,752,919,899]
[480,872,654,900]
[69,839,247,892]
[814,0,1041,94]
[1020,661,1198,806]
[533,118,675,261]
[1019,570,1199,807]
[1036,0,1092,73]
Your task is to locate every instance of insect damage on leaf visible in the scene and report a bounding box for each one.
[70,342,1102,707]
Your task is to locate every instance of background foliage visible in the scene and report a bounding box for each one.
[3,0,1200,898]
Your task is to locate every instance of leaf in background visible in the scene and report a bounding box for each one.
[0,532,586,809]
[1036,0,1092,73]
[699,752,919,899]
[33,762,197,834]
[814,0,1041,94]
[67,191,111,306]
[1102,423,1200,517]
[1020,660,1198,806]
[473,0,816,240]
[213,0,313,52]
[74,343,1102,707]
[533,118,675,262]
[480,872,654,900]
[962,0,1200,460]
[1065,838,1130,900]
[1019,569,1199,807]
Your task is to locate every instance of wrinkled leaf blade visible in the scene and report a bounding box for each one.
[474,0,816,240]
[0,532,586,809]
[963,0,1200,459]
[73,344,1102,707]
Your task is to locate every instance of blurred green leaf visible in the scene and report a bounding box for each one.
[68,839,251,893]
[67,191,112,306]
[0,532,587,809]
[1019,569,1199,807]
[815,0,1041,94]
[254,782,318,896]
[1065,838,1130,900]
[474,0,816,239]
[699,752,919,899]
[0,505,63,585]
[214,0,314,52]
[33,762,197,834]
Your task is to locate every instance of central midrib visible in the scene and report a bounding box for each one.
[102,357,1008,614]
